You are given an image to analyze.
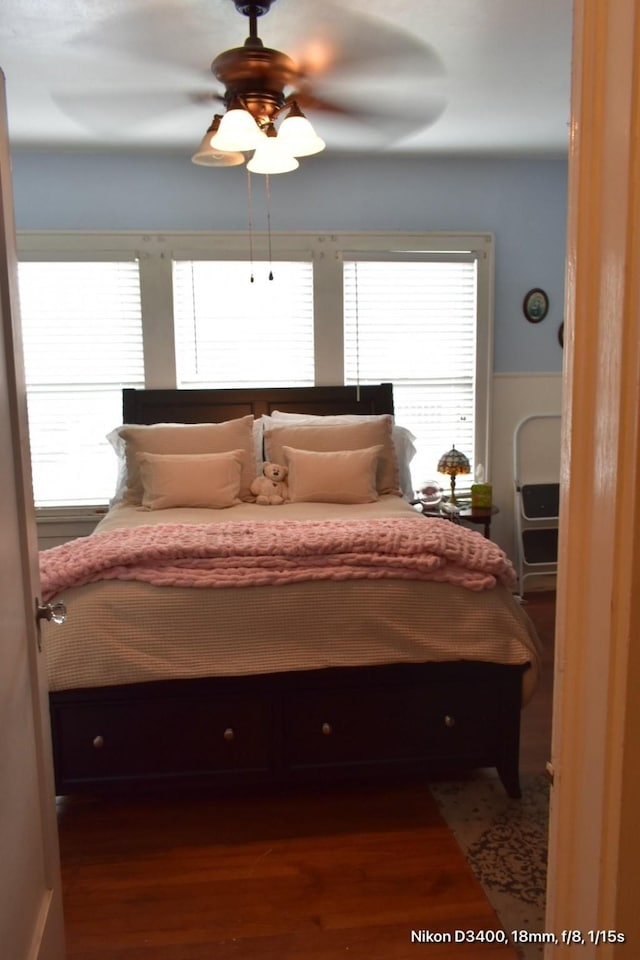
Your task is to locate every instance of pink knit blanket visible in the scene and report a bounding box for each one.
[39,517,516,602]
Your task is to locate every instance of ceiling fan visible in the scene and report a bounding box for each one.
[52,0,446,165]
[193,0,446,171]
[212,1,310,125]
[192,0,327,169]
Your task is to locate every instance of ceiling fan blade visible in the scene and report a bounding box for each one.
[189,91,227,108]
[283,3,448,145]
[64,3,228,72]
[290,3,445,83]
[46,0,448,147]
[64,1,444,85]
[293,88,447,144]
[51,90,206,132]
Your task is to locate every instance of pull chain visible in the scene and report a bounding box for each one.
[265,173,274,280]
[246,167,255,282]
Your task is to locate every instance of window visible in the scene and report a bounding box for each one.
[173,260,315,388]
[16,232,492,515]
[343,255,478,490]
[18,260,144,508]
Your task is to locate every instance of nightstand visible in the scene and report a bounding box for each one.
[453,505,499,538]
[412,501,499,539]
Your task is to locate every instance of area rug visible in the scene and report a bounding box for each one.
[430,773,550,960]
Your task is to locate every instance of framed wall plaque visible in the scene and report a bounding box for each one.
[523,288,549,323]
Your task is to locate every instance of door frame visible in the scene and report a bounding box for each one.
[545,0,640,953]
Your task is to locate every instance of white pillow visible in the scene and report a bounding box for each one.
[137,451,244,510]
[266,410,417,499]
[282,445,382,504]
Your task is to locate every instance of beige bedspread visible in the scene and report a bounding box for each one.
[42,498,542,700]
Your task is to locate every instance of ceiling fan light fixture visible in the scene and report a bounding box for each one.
[210,107,263,152]
[277,104,326,157]
[193,1,340,174]
[246,131,299,174]
[192,115,245,166]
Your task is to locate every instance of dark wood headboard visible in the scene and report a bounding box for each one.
[122,384,394,424]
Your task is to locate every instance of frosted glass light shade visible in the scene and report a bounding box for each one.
[191,121,245,166]
[277,114,326,157]
[247,135,299,174]
[210,109,263,152]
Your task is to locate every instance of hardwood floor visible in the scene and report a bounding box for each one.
[57,783,520,959]
[56,592,555,960]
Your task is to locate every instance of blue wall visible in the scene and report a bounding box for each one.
[10,149,568,373]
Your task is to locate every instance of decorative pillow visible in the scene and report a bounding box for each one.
[263,417,400,495]
[266,410,416,499]
[110,416,255,504]
[137,451,244,510]
[282,445,382,504]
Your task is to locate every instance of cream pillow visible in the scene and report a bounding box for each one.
[267,410,416,500]
[137,451,244,510]
[115,416,255,504]
[264,417,400,495]
[282,445,382,504]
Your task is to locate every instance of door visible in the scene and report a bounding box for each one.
[0,70,65,960]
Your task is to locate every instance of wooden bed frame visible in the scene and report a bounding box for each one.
[48,384,525,798]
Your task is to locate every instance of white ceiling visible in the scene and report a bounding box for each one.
[0,0,573,158]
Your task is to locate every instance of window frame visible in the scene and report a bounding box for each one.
[343,250,486,489]
[17,231,494,518]
[171,255,315,389]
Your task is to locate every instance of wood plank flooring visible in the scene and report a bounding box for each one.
[56,592,555,960]
[57,784,518,959]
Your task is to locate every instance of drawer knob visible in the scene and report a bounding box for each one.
[92,735,104,749]
[443,715,456,728]
[321,722,333,736]
[223,727,235,742]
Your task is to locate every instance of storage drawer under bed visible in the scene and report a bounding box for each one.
[49,661,526,796]
[51,692,272,788]
[284,679,504,772]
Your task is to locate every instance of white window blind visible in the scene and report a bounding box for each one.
[18,261,144,508]
[173,260,315,387]
[343,257,478,492]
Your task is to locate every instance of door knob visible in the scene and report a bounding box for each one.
[36,600,67,625]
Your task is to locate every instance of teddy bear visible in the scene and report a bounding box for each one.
[250,461,289,505]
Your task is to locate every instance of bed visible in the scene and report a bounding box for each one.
[41,383,541,799]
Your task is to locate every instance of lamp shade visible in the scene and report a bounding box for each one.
[437,445,471,504]
[246,133,299,174]
[437,446,471,476]
[277,111,326,157]
[210,108,263,152]
[191,116,245,167]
